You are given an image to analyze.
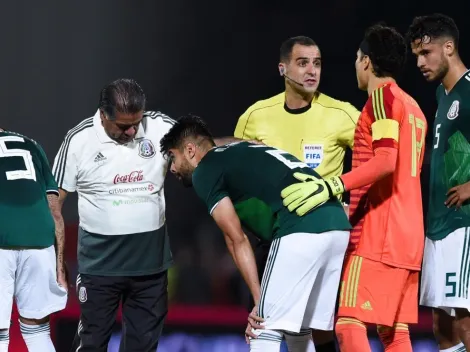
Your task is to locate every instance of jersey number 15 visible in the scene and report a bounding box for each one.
[0,136,37,181]
[409,114,425,177]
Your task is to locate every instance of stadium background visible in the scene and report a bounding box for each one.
[1,1,468,351]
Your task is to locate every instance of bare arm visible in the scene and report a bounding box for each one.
[48,190,67,284]
[212,197,261,303]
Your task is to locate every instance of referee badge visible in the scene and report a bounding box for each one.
[78,287,87,303]
[138,139,156,159]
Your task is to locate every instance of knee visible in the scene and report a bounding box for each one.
[19,316,50,326]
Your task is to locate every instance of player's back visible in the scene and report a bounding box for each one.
[192,142,351,241]
[351,83,427,270]
[0,131,57,248]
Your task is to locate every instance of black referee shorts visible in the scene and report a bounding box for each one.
[70,271,168,352]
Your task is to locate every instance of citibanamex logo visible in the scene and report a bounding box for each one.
[113,170,144,184]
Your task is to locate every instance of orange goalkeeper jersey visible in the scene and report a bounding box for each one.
[348,82,427,270]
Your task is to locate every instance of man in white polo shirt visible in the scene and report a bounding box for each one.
[53,79,173,351]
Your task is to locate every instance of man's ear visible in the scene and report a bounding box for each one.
[443,40,456,57]
[184,142,197,160]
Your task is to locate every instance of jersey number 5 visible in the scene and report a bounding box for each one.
[0,136,37,181]
[409,114,425,177]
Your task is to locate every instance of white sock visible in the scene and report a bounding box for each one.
[284,328,316,352]
[440,342,466,352]
[250,329,283,352]
[0,329,9,352]
[20,320,55,352]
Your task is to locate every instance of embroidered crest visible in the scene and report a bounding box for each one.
[78,286,87,303]
[138,139,156,159]
[447,100,460,120]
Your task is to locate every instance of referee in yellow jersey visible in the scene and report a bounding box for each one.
[237,36,359,352]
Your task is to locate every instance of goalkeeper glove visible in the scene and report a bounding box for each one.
[281,173,345,216]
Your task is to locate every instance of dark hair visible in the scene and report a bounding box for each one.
[406,13,459,50]
[280,36,317,63]
[160,114,214,157]
[360,24,407,80]
[99,78,146,120]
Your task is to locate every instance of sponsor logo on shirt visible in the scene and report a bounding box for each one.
[113,170,144,184]
[108,183,156,194]
[111,198,151,206]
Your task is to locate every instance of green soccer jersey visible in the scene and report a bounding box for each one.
[427,70,470,240]
[192,142,351,241]
[0,131,58,248]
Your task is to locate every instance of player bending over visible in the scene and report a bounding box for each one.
[0,129,68,352]
[281,24,427,352]
[160,115,351,352]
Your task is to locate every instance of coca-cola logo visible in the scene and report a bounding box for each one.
[113,170,144,184]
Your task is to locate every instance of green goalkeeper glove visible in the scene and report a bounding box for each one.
[281,173,345,216]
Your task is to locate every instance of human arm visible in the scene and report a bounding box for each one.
[211,197,261,303]
[48,191,68,289]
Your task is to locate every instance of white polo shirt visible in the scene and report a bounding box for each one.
[52,110,174,235]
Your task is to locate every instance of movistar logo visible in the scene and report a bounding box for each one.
[112,198,150,206]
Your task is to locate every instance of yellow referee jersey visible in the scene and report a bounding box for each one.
[234,92,360,179]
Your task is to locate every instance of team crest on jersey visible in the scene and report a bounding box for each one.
[78,287,87,303]
[447,100,460,120]
[138,139,156,159]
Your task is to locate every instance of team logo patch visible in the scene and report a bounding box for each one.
[78,287,87,303]
[447,100,460,120]
[138,139,156,159]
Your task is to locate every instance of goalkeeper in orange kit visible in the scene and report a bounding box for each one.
[281,24,427,352]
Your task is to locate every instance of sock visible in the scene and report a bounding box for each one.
[0,329,9,352]
[440,342,466,352]
[335,317,371,352]
[284,328,316,352]
[316,340,336,352]
[377,324,412,352]
[20,320,56,352]
[250,329,283,352]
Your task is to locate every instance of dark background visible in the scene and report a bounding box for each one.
[1,1,468,350]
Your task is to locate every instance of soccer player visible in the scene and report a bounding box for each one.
[0,128,68,352]
[408,14,470,351]
[281,24,427,351]
[160,115,351,352]
[233,35,360,351]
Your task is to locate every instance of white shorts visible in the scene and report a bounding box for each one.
[0,246,68,328]
[257,230,349,332]
[420,227,470,316]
